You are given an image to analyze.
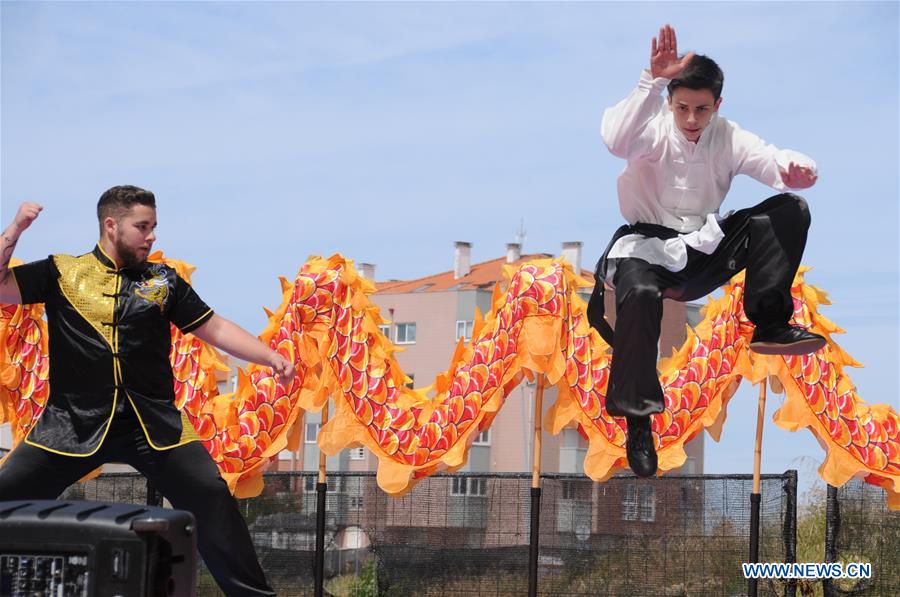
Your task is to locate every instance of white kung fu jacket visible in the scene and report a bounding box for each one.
[600,69,817,282]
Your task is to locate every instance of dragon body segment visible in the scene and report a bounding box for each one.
[1,254,896,508]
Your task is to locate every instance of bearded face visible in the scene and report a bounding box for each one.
[110,205,157,268]
[113,234,146,268]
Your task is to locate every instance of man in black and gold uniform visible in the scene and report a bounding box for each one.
[0,187,294,596]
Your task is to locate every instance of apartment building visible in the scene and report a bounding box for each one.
[279,241,704,479]
[260,243,706,548]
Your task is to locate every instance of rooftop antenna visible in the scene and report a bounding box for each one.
[515,218,527,252]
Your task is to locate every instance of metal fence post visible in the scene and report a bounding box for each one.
[822,485,839,597]
[528,375,545,597]
[748,381,768,597]
[314,403,330,597]
[782,469,798,597]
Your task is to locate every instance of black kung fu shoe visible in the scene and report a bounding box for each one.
[749,324,826,356]
[625,416,658,478]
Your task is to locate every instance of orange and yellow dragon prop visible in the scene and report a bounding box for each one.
[1,252,897,508]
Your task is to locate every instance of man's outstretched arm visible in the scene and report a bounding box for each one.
[192,314,296,383]
[731,123,819,192]
[0,202,43,304]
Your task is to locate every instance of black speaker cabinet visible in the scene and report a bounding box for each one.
[0,500,197,597]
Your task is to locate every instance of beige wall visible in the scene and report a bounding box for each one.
[0,426,12,453]
[372,291,460,389]
[488,383,563,473]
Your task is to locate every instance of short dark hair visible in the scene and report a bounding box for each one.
[667,54,724,101]
[97,185,156,229]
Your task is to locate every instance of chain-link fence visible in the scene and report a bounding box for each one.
[823,480,900,597]
[59,471,799,596]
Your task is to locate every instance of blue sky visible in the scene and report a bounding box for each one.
[2,1,897,494]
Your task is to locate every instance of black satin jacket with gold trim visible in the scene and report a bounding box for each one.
[10,245,214,456]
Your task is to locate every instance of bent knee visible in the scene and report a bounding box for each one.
[781,193,811,226]
[760,193,811,230]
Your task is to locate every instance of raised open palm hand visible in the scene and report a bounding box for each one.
[651,24,695,80]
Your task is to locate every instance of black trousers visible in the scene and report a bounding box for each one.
[596,193,811,417]
[0,403,275,597]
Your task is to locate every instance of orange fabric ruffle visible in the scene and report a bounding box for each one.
[2,255,896,508]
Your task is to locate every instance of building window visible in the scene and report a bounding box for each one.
[450,477,488,497]
[623,485,638,521]
[448,477,489,528]
[349,495,364,510]
[639,486,656,522]
[378,324,390,338]
[623,485,656,522]
[305,423,320,444]
[472,429,491,446]
[456,320,474,341]
[556,493,591,534]
[395,323,416,344]
[350,447,366,460]
[304,476,316,492]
